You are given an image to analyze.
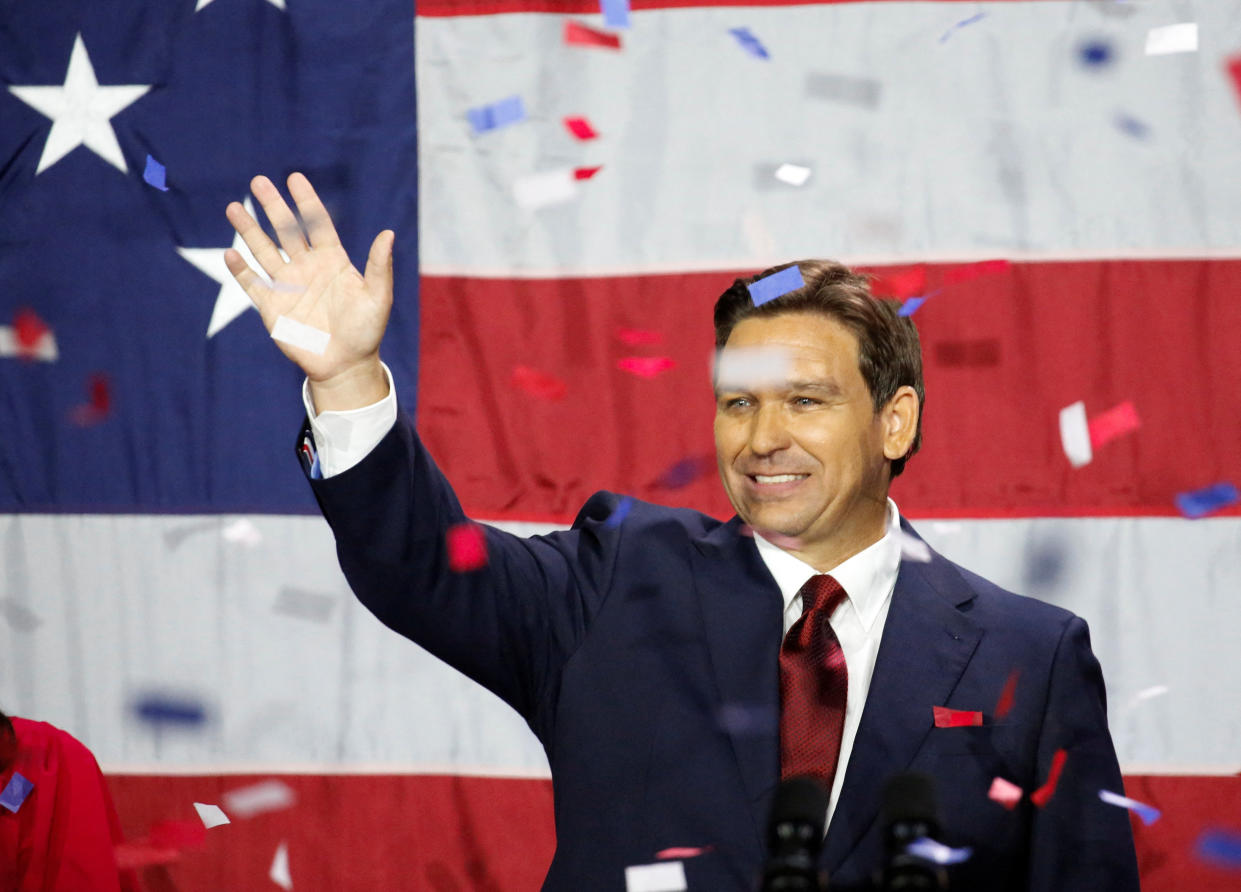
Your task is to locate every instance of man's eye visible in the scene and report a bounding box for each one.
[792,396,820,406]
[724,397,750,409]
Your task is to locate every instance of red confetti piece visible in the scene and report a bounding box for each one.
[988,776,1022,810]
[943,259,1011,286]
[1030,749,1068,807]
[617,356,675,379]
[69,373,112,426]
[933,339,1001,367]
[574,165,603,180]
[995,669,1019,719]
[1226,56,1241,110]
[616,327,663,346]
[446,522,488,572]
[114,841,182,870]
[564,20,622,50]
[563,116,599,140]
[511,365,567,401]
[873,266,927,300]
[12,308,49,357]
[149,819,207,850]
[655,846,713,860]
[932,706,983,728]
[1087,400,1141,449]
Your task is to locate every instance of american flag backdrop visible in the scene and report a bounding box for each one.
[3,0,1241,889]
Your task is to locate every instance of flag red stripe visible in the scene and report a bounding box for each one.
[416,0,1049,18]
[417,259,1241,524]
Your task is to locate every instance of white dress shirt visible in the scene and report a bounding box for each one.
[305,369,902,832]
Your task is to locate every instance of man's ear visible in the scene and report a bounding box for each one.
[881,386,919,461]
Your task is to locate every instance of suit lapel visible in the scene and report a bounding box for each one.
[822,520,983,874]
[690,518,785,850]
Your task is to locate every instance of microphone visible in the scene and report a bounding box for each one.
[760,775,830,892]
[878,772,947,891]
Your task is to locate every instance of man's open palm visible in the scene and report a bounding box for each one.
[224,172,394,384]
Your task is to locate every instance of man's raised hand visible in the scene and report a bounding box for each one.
[224,173,393,410]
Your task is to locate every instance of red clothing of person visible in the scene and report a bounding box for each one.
[0,718,138,892]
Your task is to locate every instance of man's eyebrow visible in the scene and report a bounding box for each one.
[787,380,844,395]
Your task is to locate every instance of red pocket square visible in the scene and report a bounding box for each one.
[933,706,983,728]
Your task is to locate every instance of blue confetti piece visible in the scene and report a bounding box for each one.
[655,456,713,489]
[1196,829,1241,869]
[1079,38,1115,68]
[467,95,526,135]
[1175,482,1239,519]
[939,12,986,44]
[600,0,629,29]
[907,837,973,865]
[728,27,769,60]
[1114,113,1150,139]
[899,297,926,317]
[133,693,207,727]
[0,772,33,813]
[143,154,168,192]
[747,266,805,307]
[604,496,633,529]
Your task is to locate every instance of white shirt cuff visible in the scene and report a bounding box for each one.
[301,362,398,478]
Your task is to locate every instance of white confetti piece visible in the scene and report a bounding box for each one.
[625,860,687,892]
[714,345,794,391]
[271,315,330,356]
[774,163,812,186]
[513,169,578,210]
[0,326,58,361]
[221,518,263,548]
[907,836,973,865]
[1098,789,1162,825]
[1145,23,1198,55]
[193,802,230,829]
[895,528,932,562]
[988,776,1023,809]
[1058,401,1093,468]
[270,840,293,890]
[222,779,296,819]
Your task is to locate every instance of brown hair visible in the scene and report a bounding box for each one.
[0,708,14,773]
[713,259,925,477]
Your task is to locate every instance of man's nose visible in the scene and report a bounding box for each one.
[748,403,791,456]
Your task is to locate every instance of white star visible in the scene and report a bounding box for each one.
[196,0,286,11]
[177,198,285,338]
[8,33,151,175]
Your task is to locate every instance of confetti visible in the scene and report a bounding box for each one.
[0,598,42,631]
[1127,684,1170,708]
[143,154,169,191]
[625,860,687,892]
[995,669,1019,719]
[714,345,794,391]
[934,339,1001,367]
[601,0,629,29]
[1098,789,1161,826]
[873,267,926,300]
[447,522,489,572]
[564,20,622,50]
[1226,57,1241,110]
[1059,401,1093,469]
[149,819,207,850]
[12,308,50,357]
[895,528,932,562]
[114,841,181,869]
[270,840,293,891]
[988,777,1023,810]
[907,837,972,865]
[0,772,33,813]
[274,586,336,622]
[655,846,712,860]
[939,12,986,44]
[513,169,578,210]
[728,27,769,59]
[511,365,568,400]
[222,517,263,547]
[943,259,1009,286]
[222,779,297,819]
[617,356,675,379]
[747,266,805,307]
[574,165,603,181]
[1196,829,1241,869]
[272,315,330,356]
[933,706,982,728]
[717,702,777,735]
[193,802,230,829]
[69,372,111,426]
[616,327,662,346]
[805,72,882,109]
[1145,23,1198,56]
[897,296,927,317]
[1078,38,1115,68]
[467,95,526,135]
[1030,749,1067,807]
[654,456,713,489]
[133,692,207,727]
[1115,113,1150,139]
[1087,400,1140,449]
[1175,482,1238,518]
[604,497,633,529]
[773,163,811,186]
[563,116,599,140]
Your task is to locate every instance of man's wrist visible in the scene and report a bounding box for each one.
[307,356,389,413]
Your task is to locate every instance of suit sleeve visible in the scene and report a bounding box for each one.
[1027,616,1140,891]
[302,410,621,728]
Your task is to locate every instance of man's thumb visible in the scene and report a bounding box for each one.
[364,230,395,297]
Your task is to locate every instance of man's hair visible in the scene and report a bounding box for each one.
[0,708,14,773]
[712,258,925,478]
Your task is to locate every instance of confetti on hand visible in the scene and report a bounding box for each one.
[272,315,331,355]
[1175,482,1238,518]
[511,365,568,400]
[1030,749,1067,807]
[565,20,622,49]
[563,116,599,140]
[728,27,769,59]
[447,522,489,572]
[988,777,1022,810]
[467,95,526,134]
[933,706,983,728]
[143,154,169,191]
[1098,789,1161,825]
[907,837,973,865]
[617,356,675,378]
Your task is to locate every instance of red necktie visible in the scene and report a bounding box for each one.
[779,574,849,787]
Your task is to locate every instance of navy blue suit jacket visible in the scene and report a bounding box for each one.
[303,412,1139,891]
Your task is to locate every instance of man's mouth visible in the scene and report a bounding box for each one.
[749,473,809,485]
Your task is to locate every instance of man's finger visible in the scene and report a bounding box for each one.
[225,200,287,280]
[223,247,274,321]
[363,230,395,302]
[250,175,309,258]
[287,172,343,250]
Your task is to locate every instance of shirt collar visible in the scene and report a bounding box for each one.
[752,499,902,633]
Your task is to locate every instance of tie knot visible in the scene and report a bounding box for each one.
[799,574,847,618]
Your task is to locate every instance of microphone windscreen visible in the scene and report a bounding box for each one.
[881,772,938,829]
[769,775,830,839]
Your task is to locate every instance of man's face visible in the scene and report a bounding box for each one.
[714,312,903,563]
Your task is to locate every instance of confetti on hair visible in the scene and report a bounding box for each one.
[655,846,713,860]
[1030,749,1067,807]
[447,522,489,572]
[625,860,687,892]
[467,95,526,135]
[270,840,293,891]
[1098,789,1161,825]
[1145,22,1198,56]
[1196,829,1241,869]
[934,339,1001,367]
[133,692,207,727]
[995,669,1019,719]
[1059,400,1093,468]
[747,266,805,307]
[222,779,297,819]
[616,327,663,346]
[617,356,675,378]
[564,20,622,49]
[1175,482,1238,518]
[193,802,230,829]
[511,365,568,400]
[907,837,973,865]
[564,116,599,140]
[1087,400,1141,449]
[0,772,33,813]
[654,455,713,489]
[143,154,169,191]
[728,27,769,59]
[988,777,1022,810]
[933,706,983,728]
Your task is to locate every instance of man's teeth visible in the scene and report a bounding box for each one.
[754,474,804,484]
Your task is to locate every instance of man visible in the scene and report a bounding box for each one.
[225,173,1140,890]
